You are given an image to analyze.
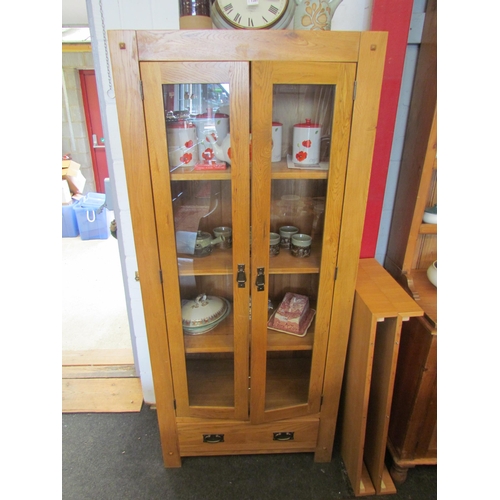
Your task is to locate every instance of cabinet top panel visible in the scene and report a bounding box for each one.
[109,30,383,63]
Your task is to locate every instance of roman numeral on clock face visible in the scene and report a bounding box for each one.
[248,18,254,27]
[234,13,242,24]
[268,5,279,15]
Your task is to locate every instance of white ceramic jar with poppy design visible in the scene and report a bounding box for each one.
[166,121,198,167]
[193,111,229,162]
[292,118,321,164]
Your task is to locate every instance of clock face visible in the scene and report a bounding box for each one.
[212,0,294,30]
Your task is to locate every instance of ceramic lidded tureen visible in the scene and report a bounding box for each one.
[181,294,230,334]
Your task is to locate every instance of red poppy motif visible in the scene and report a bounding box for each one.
[202,148,214,160]
[302,140,312,148]
[227,147,231,159]
[295,151,308,162]
[184,140,193,148]
[205,133,217,143]
[180,153,192,164]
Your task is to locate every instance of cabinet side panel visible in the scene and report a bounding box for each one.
[315,31,388,463]
[109,31,181,467]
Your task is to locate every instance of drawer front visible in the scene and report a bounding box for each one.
[177,417,319,456]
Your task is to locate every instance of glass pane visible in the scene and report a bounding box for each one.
[265,83,334,411]
[163,82,234,408]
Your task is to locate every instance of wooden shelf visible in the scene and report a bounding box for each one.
[178,250,233,276]
[178,242,322,276]
[170,166,232,181]
[269,241,322,274]
[183,313,235,353]
[271,159,329,180]
[267,330,314,351]
[419,223,437,235]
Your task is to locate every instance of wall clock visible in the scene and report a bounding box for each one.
[211,0,295,30]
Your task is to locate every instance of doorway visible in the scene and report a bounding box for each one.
[79,70,109,193]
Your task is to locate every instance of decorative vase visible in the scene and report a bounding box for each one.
[293,0,343,31]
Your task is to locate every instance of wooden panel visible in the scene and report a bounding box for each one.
[340,296,377,496]
[339,258,422,495]
[358,258,424,319]
[388,317,437,462]
[62,378,143,413]
[134,30,361,62]
[109,30,181,467]
[364,317,401,494]
[315,31,388,463]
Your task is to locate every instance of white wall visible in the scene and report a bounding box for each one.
[84,0,374,403]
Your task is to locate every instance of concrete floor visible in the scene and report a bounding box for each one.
[62,231,132,352]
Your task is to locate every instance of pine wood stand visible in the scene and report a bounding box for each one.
[340,259,423,496]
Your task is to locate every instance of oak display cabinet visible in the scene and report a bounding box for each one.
[109,30,386,467]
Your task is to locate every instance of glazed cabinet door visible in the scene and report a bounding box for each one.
[250,61,356,423]
[140,61,250,420]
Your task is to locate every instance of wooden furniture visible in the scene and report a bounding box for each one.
[109,30,386,467]
[383,0,437,484]
[340,259,423,496]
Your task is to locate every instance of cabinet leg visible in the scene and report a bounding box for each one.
[389,462,410,485]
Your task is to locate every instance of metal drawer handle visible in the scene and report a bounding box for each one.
[203,434,224,443]
[273,432,294,441]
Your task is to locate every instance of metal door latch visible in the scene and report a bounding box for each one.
[256,267,265,291]
[237,264,247,288]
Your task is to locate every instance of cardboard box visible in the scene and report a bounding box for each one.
[62,160,81,178]
[62,160,86,197]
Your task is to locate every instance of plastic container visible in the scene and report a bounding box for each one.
[73,193,109,240]
[62,200,80,237]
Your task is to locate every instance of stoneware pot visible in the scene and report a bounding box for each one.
[427,260,437,287]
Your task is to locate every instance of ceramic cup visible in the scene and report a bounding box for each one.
[269,232,281,256]
[291,233,312,258]
[293,118,322,165]
[279,225,299,249]
[272,122,283,162]
[213,226,232,249]
[166,120,198,168]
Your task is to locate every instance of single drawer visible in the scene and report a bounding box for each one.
[177,416,320,457]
